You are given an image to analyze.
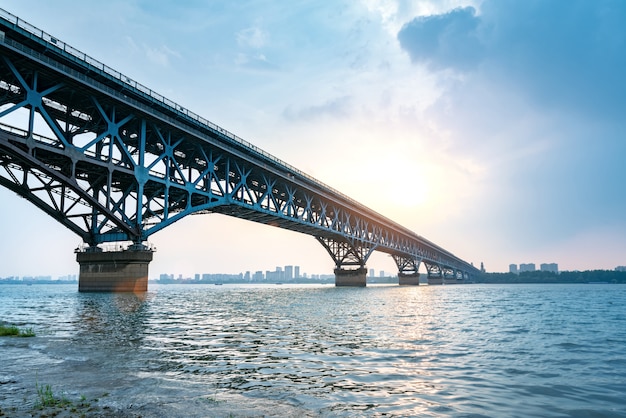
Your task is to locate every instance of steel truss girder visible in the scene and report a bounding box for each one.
[316,237,376,269]
[392,254,421,275]
[424,261,442,277]
[442,266,456,279]
[0,51,425,251]
[0,20,478,277]
[0,132,136,244]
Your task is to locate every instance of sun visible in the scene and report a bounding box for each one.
[379,154,432,209]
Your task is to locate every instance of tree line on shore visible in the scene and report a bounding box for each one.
[477,270,626,284]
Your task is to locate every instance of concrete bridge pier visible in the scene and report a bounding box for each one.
[399,272,420,285]
[335,267,367,287]
[427,276,443,285]
[76,246,153,292]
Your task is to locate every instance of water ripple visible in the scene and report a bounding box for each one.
[2,283,626,416]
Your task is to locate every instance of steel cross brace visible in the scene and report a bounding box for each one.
[392,254,421,275]
[316,236,376,270]
[424,261,442,277]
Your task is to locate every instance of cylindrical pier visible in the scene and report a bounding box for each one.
[77,249,153,292]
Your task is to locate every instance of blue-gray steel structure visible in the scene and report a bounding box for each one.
[0,10,478,279]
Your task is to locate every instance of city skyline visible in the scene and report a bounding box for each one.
[11,262,626,284]
[1,1,626,277]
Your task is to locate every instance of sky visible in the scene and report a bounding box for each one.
[1,0,626,278]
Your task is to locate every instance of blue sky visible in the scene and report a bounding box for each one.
[1,0,625,278]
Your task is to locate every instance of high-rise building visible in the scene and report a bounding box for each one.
[294,266,300,279]
[540,263,558,273]
[284,265,293,280]
[369,268,375,277]
[509,264,518,274]
[519,263,536,272]
[379,270,385,277]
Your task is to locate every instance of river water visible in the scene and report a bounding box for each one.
[1,283,625,417]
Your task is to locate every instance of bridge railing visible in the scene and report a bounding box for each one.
[0,8,473,269]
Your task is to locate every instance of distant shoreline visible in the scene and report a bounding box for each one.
[3,270,626,285]
[475,270,626,284]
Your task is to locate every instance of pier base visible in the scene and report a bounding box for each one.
[335,267,367,287]
[399,272,420,286]
[427,276,443,285]
[77,250,153,292]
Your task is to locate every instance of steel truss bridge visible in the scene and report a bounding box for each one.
[0,9,478,285]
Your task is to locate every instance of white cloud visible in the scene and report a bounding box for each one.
[145,44,180,67]
[361,0,482,35]
[236,26,269,49]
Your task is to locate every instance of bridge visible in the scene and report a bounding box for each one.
[0,9,479,291]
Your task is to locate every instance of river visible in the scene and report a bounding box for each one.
[1,283,625,417]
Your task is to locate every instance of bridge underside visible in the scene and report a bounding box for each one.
[0,12,479,290]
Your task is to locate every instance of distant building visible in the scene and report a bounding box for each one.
[509,264,518,274]
[379,270,385,277]
[615,266,626,272]
[519,263,536,272]
[294,266,300,279]
[369,268,375,277]
[540,263,558,273]
[284,265,293,280]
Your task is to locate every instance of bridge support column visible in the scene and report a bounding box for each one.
[427,276,443,285]
[443,267,457,284]
[399,272,420,286]
[335,267,367,287]
[425,262,443,285]
[76,249,153,292]
[392,255,421,286]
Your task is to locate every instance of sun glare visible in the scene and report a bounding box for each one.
[378,154,432,209]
